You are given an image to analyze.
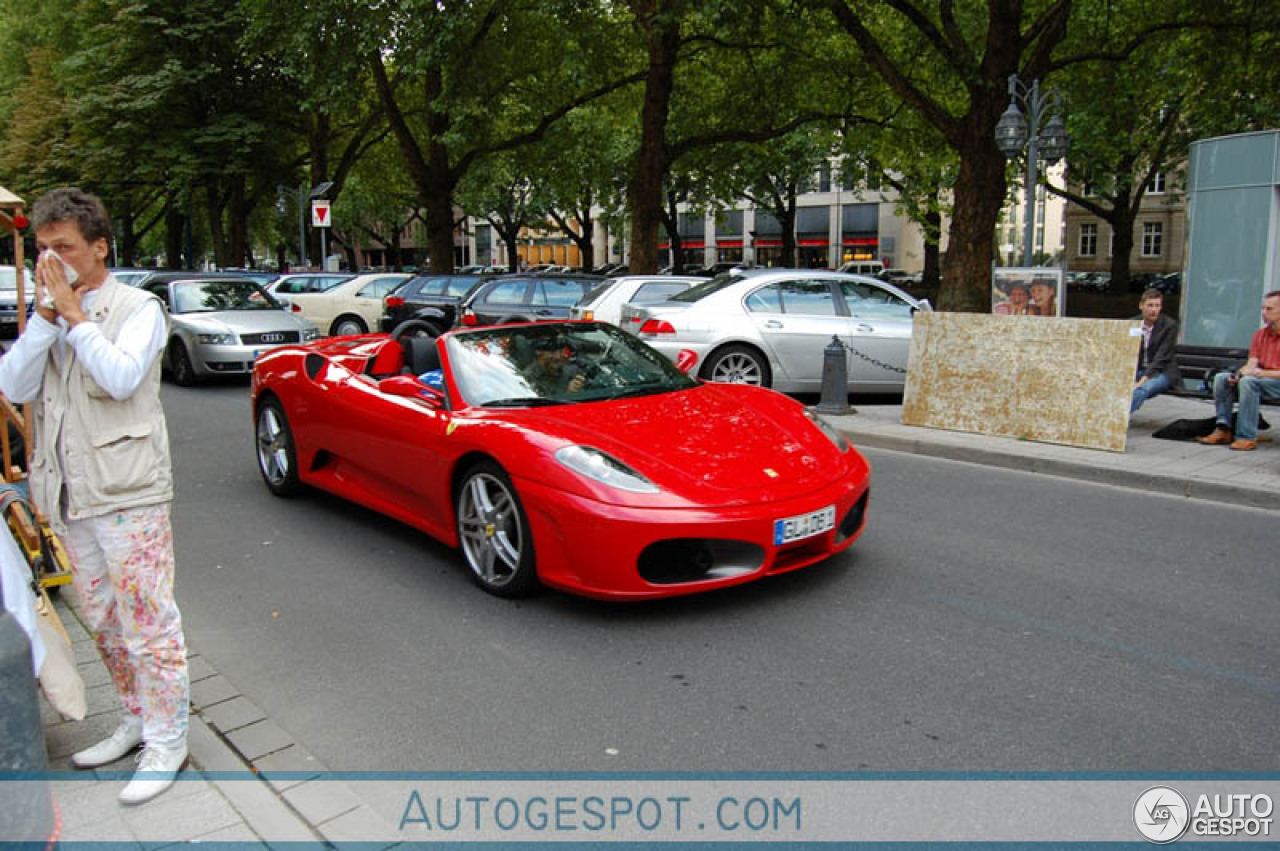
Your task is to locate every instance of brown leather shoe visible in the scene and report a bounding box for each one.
[1229,439,1257,451]
[1197,428,1233,445]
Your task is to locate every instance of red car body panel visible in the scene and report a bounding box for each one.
[251,328,870,600]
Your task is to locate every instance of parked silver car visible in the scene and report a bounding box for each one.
[620,268,931,393]
[141,277,319,385]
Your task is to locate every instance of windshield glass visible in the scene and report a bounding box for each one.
[172,280,280,313]
[446,322,697,407]
[668,271,744,303]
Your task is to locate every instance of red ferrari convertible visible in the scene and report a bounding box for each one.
[251,320,870,600]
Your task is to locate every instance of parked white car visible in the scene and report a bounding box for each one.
[275,272,411,336]
[0,264,35,337]
[620,268,931,393]
[569,275,703,328]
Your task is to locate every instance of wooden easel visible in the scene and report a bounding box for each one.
[0,186,72,590]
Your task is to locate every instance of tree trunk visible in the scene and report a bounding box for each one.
[626,0,681,274]
[938,127,1008,312]
[228,177,248,268]
[1109,205,1137,293]
[164,200,184,269]
[781,190,798,268]
[922,208,942,286]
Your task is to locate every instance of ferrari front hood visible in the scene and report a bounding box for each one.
[519,384,851,505]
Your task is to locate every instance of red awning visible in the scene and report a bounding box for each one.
[717,239,743,247]
[798,238,828,247]
[755,239,782,247]
[843,237,879,246]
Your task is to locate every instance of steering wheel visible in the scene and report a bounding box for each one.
[390,319,442,341]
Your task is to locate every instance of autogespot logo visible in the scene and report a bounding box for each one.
[1135,786,1190,843]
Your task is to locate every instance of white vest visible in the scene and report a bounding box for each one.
[29,279,173,528]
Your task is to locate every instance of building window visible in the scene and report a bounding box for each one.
[1147,172,1166,194]
[1079,223,1097,257]
[1142,222,1163,257]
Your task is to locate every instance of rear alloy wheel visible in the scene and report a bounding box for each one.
[455,461,538,597]
[704,344,771,387]
[330,315,368,336]
[169,340,198,387]
[255,399,302,496]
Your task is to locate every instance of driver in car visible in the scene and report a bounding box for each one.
[520,337,588,395]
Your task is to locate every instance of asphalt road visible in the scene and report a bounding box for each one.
[164,380,1278,773]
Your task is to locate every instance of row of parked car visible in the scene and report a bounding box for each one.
[374,267,930,394]
[3,263,931,394]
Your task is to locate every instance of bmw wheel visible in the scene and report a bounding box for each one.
[330,315,368,336]
[255,399,302,497]
[704,344,771,387]
[455,461,538,597]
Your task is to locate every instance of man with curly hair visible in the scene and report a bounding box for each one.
[0,187,189,805]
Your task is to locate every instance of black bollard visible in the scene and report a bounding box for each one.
[0,581,56,843]
[814,335,853,415]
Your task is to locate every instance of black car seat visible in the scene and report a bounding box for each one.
[402,336,441,376]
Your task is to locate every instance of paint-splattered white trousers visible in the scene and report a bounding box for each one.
[61,503,189,745]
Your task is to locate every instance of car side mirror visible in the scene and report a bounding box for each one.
[378,375,444,408]
[913,299,933,313]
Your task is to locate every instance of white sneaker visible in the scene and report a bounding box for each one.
[70,720,144,769]
[118,741,189,806]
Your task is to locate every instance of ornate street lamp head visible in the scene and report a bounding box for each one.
[995,102,1028,158]
[1040,113,1069,163]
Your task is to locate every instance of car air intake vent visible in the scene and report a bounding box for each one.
[835,492,868,544]
[637,539,763,584]
[241,331,301,345]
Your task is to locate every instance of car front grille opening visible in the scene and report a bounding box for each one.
[835,491,869,544]
[637,538,764,585]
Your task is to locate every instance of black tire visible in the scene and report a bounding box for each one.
[169,340,198,387]
[255,399,303,497]
[454,461,538,597]
[703,344,771,387]
[329,315,368,336]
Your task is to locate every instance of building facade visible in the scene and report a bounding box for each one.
[468,177,948,274]
[1061,170,1187,277]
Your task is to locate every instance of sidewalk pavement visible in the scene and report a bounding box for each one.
[33,391,1276,844]
[823,392,1279,512]
[39,595,399,846]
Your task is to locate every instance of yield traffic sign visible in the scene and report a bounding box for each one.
[311,199,331,228]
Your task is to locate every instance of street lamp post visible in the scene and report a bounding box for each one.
[995,75,1069,266]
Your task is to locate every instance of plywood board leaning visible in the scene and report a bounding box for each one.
[902,312,1141,452]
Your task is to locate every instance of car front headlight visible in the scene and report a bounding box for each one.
[196,332,236,345]
[805,408,850,452]
[554,445,660,494]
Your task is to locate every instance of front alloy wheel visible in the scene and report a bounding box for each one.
[255,400,302,496]
[455,462,537,597]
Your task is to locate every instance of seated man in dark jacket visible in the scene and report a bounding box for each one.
[1131,288,1181,414]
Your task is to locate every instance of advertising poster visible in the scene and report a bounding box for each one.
[992,267,1065,317]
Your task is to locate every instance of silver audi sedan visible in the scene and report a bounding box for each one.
[620,268,931,393]
[142,277,319,385]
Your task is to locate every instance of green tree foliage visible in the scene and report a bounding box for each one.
[1050,0,1280,290]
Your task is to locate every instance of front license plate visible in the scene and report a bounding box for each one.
[774,505,836,546]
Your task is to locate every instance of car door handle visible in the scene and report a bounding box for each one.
[855,323,874,333]
[765,320,784,328]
